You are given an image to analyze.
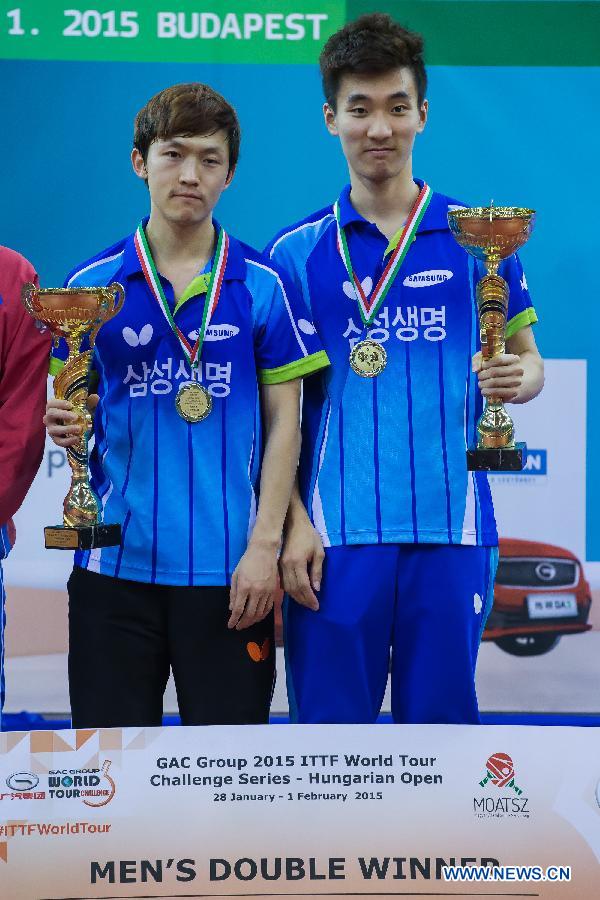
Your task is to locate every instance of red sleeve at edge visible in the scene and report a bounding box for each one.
[0,247,51,525]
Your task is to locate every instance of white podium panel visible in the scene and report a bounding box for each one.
[1,724,599,898]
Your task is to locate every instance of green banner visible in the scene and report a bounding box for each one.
[0,0,344,62]
[4,1,597,66]
[348,1,600,66]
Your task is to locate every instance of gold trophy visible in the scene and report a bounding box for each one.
[22,283,125,549]
[447,205,535,471]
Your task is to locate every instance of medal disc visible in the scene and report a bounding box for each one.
[175,383,212,423]
[349,339,387,378]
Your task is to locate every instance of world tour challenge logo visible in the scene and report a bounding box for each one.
[4,759,116,806]
[0,761,115,863]
[474,753,529,818]
[47,759,116,807]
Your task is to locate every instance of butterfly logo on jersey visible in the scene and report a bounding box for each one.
[297,318,317,335]
[246,638,271,662]
[122,324,153,347]
[342,276,373,300]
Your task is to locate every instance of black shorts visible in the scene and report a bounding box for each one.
[67,566,275,728]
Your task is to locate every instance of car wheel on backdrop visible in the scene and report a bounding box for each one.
[495,634,561,656]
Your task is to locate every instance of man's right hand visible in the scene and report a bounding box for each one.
[44,395,99,447]
[279,512,324,611]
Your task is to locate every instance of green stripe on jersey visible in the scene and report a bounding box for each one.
[49,356,64,376]
[259,350,330,384]
[506,307,538,340]
[385,232,417,257]
[173,273,211,315]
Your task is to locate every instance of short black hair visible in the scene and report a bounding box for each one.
[319,13,427,110]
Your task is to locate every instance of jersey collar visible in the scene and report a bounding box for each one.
[335,178,451,236]
[122,216,247,282]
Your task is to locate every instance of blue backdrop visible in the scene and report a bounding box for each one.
[1,58,599,558]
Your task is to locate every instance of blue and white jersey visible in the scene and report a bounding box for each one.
[267,181,537,548]
[51,221,328,585]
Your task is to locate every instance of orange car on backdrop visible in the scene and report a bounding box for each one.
[484,537,592,656]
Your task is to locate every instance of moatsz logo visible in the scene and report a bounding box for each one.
[480,753,523,794]
[474,752,530,819]
[403,270,453,288]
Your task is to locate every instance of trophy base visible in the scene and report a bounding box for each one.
[467,442,526,472]
[44,524,122,550]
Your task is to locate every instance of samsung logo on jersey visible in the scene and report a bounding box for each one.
[403,270,453,288]
[204,325,240,341]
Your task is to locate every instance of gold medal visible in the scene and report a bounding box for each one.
[136,224,229,423]
[175,383,212,423]
[349,339,387,378]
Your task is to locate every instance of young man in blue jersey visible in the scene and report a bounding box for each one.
[266,15,544,724]
[44,83,328,728]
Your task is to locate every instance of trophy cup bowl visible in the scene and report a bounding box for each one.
[447,206,535,471]
[448,207,535,267]
[22,283,125,549]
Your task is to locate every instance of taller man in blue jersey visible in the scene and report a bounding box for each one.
[44,83,328,728]
[266,15,544,724]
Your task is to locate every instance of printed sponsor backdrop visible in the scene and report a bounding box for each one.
[2,1,600,714]
[1,723,600,897]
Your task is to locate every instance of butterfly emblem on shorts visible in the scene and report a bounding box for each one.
[342,276,373,300]
[122,324,153,347]
[246,638,271,662]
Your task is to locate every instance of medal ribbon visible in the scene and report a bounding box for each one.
[134,223,228,369]
[334,182,433,326]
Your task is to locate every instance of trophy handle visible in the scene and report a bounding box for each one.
[21,282,38,317]
[89,282,125,348]
[107,281,125,316]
